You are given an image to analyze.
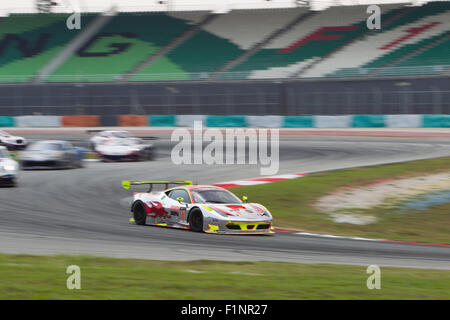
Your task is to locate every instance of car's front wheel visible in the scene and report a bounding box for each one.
[189,209,204,232]
[132,202,147,225]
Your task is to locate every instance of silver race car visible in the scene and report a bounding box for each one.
[88,130,154,161]
[0,130,27,150]
[123,180,273,234]
[0,146,19,187]
[20,140,85,170]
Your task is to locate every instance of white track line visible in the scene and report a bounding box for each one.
[294,232,384,242]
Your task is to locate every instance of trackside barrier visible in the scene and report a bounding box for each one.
[176,115,206,127]
[15,116,61,127]
[206,115,247,127]
[10,114,450,128]
[246,116,283,128]
[149,115,176,126]
[118,115,147,127]
[315,115,352,128]
[423,114,450,127]
[385,115,423,128]
[0,116,15,127]
[282,116,314,128]
[352,115,385,128]
[62,115,99,127]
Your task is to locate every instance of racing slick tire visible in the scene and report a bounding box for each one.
[0,177,16,187]
[189,209,204,232]
[132,202,147,225]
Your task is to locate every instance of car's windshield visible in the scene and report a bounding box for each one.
[105,139,134,146]
[27,142,63,151]
[112,131,131,138]
[191,189,242,204]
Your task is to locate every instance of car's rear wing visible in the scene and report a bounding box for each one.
[122,180,193,192]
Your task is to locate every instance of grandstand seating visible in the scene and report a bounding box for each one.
[48,12,199,82]
[131,9,304,81]
[0,1,449,82]
[324,1,450,77]
[0,14,96,82]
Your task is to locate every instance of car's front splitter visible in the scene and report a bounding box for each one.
[204,220,274,235]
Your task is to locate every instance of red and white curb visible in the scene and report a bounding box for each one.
[212,173,307,189]
[212,173,450,248]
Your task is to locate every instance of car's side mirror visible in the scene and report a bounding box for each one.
[176,197,184,203]
[242,196,248,203]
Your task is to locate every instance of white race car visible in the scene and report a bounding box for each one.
[0,146,19,186]
[88,130,155,161]
[123,180,273,234]
[0,130,27,150]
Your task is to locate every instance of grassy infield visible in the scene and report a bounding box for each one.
[1,157,449,299]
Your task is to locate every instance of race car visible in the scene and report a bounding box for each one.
[122,180,273,234]
[20,140,86,170]
[88,130,154,161]
[0,130,27,150]
[0,146,19,187]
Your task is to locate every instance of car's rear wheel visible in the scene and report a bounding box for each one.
[189,209,203,232]
[133,202,147,225]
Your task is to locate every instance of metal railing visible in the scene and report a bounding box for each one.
[327,65,450,78]
[0,65,448,84]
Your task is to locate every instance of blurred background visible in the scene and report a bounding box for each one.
[0,0,448,119]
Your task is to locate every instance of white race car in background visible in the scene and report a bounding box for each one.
[88,130,155,161]
[0,146,19,186]
[0,130,27,150]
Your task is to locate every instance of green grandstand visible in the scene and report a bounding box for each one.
[0,1,449,82]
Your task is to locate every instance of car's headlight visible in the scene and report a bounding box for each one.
[209,206,231,218]
[263,210,272,218]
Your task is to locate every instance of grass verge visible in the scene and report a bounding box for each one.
[232,157,450,243]
[1,254,449,299]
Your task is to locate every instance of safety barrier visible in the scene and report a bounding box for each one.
[62,115,99,127]
[206,115,247,128]
[118,115,147,127]
[149,115,176,127]
[423,114,450,127]
[0,116,15,127]
[15,116,61,127]
[6,114,450,128]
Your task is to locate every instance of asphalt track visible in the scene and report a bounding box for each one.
[1,130,450,270]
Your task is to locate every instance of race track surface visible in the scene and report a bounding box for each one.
[1,131,450,269]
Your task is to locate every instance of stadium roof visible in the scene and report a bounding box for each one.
[0,0,438,15]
